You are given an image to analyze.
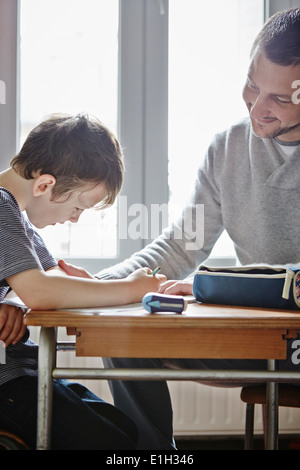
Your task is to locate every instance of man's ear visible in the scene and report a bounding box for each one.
[32,174,56,197]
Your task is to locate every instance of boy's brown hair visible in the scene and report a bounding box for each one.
[11,113,124,206]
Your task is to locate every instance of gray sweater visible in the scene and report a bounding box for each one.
[97,118,300,280]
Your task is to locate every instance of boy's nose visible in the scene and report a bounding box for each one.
[69,214,80,223]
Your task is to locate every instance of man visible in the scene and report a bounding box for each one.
[61,8,300,449]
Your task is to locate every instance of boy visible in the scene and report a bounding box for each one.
[0,112,165,449]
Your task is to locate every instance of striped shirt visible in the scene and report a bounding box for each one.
[0,188,57,386]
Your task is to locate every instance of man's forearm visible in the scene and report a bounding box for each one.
[96,226,204,281]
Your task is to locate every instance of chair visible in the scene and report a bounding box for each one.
[0,429,29,450]
[240,384,300,450]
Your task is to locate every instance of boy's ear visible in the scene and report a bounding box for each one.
[32,173,56,197]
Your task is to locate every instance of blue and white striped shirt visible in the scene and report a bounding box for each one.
[0,188,57,386]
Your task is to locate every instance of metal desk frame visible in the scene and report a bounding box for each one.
[24,303,300,450]
[36,329,300,451]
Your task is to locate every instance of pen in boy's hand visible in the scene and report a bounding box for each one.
[150,266,161,276]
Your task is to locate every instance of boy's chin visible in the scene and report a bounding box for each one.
[32,221,53,229]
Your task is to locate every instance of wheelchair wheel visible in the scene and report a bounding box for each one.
[0,430,29,450]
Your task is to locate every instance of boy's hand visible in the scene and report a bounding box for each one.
[126,268,167,303]
[0,303,27,346]
[158,279,193,296]
[58,259,94,279]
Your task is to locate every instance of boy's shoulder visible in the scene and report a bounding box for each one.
[0,187,18,208]
[0,188,21,224]
[0,187,13,201]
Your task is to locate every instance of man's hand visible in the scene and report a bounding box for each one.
[0,303,27,346]
[58,259,94,279]
[158,279,193,296]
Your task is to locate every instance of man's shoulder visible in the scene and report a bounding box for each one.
[215,117,251,142]
[207,117,255,174]
[208,117,253,161]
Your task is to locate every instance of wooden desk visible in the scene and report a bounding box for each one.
[24,302,300,450]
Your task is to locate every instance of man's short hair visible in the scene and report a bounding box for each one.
[251,7,300,66]
[11,113,124,206]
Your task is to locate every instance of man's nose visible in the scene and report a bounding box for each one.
[250,94,272,119]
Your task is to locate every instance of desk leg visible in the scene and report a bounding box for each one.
[37,327,56,450]
[266,359,278,450]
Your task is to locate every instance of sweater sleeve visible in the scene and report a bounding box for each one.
[96,135,225,281]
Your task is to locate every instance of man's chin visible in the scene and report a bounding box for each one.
[251,118,300,140]
[250,124,277,139]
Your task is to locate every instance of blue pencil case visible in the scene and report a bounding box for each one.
[192,265,300,310]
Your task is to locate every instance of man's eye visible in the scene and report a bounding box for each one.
[274,96,292,104]
[247,80,258,91]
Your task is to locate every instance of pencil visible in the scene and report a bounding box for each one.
[150,266,161,276]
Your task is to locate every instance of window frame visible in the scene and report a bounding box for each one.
[0,0,20,171]
[116,0,169,266]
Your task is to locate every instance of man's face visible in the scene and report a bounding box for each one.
[242,49,300,141]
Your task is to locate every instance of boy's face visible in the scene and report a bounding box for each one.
[242,49,300,141]
[27,182,109,229]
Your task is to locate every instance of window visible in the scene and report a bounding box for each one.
[18,0,169,272]
[2,0,294,272]
[20,0,119,264]
[168,0,264,260]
